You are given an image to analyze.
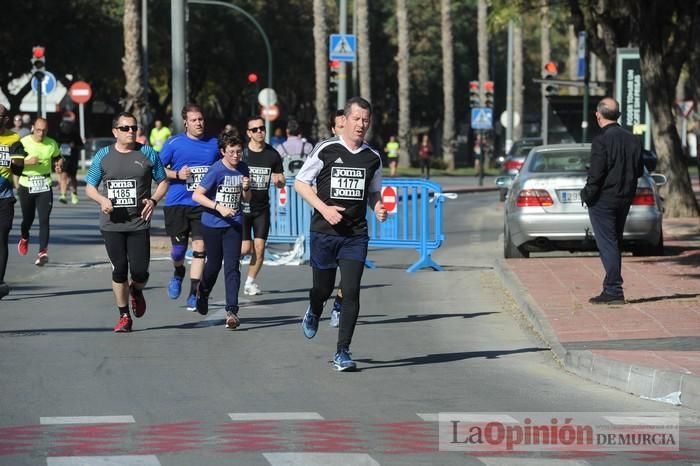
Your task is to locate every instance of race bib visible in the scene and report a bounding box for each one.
[28,175,50,194]
[214,183,242,211]
[249,166,272,190]
[60,144,72,157]
[186,166,209,191]
[0,148,10,167]
[107,179,137,207]
[330,167,366,200]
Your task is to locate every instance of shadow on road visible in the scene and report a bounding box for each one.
[354,347,548,370]
[358,312,497,326]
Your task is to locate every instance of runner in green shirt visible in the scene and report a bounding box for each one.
[384,135,399,177]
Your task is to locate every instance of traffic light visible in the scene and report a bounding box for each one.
[247,73,258,84]
[31,46,45,74]
[469,81,480,108]
[483,81,494,108]
[329,60,340,93]
[543,60,558,96]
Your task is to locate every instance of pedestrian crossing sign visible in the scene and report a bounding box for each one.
[471,107,493,130]
[329,34,356,62]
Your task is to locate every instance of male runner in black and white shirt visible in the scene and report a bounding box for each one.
[295,97,387,371]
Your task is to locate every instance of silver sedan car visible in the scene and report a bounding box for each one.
[497,144,665,258]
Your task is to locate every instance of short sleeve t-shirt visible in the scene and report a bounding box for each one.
[198,160,250,228]
[159,134,219,207]
[0,130,26,199]
[244,144,283,213]
[86,143,167,231]
[19,135,60,190]
[296,136,383,236]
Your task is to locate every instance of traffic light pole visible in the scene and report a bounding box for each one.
[34,71,44,118]
[337,0,348,110]
[505,20,514,154]
[582,58,590,143]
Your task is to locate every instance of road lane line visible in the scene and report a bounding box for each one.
[40,416,135,425]
[263,453,379,465]
[228,412,324,421]
[477,459,591,466]
[47,455,160,465]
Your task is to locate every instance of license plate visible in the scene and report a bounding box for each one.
[558,190,581,203]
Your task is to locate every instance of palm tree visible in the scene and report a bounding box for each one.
[513,20,523,139]
[441,0,455,169]
[313,0,330,140]
[477,0,489,106]
[356,0,372,139]
[122,0,146,126]
[396,0,411,168]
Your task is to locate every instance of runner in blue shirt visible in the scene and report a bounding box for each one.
[191,133,251,329]
[159,104,219,311]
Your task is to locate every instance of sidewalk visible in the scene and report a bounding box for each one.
[495,182,700,411]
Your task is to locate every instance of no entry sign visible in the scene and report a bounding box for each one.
[68,81,92,104]
[278,186,288,207]
[381,186,397,214]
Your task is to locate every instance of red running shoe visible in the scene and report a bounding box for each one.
[130,284,146,318]
[18,238,28,256]
[114,314,133,333]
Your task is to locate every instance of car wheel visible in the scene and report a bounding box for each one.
[504,227,529,259]
[499,189,507,202]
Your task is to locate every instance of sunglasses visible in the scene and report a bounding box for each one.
[247,126,265,133]
[115,125,138,132]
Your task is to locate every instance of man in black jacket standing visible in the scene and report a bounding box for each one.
[581,97,643,304]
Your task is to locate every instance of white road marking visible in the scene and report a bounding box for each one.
[437,413,520,423]
[263,453,380,466]
[416,413,438,421]
[40,416,135,425]
[47,456,160,466]
[228,412,324,421]
[604,415,678,426]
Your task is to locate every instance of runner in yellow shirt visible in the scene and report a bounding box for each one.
[149,119,172,152]
[384,135,399,177]
[18,118,61,266]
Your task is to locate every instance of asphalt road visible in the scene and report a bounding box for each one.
[1,191,698,465]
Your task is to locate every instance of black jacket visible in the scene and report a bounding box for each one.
[581,124,643,206]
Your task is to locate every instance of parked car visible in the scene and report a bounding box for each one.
[497,143,666,259]
[499,137,543,201]
[83,137,114,168]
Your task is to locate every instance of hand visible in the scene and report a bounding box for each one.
[55,159,64,174]
[141,198,156,221]
[25,155,39,165]
[374,201,387,222]
[179,165,191,180]
[99,198,114,215]
[242,176,251,191]
[321,204,345,225]
[216,203,235,218]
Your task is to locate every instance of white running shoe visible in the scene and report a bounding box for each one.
[244,282,262,295]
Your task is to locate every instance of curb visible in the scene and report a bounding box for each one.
[494,257,700,411]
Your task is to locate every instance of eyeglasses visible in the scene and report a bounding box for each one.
[115,125,138,132]
[247,126,265,133]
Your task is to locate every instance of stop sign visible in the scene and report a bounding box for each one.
[261,104,280,121]
[68,81,92,104]
[381,186,397,214]
[278,186,287,207]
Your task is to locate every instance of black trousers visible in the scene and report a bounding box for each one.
[588,201,631,297]
[17,186,53,251]
[0,197,15,282]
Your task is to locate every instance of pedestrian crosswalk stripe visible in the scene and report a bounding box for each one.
[46,455,160,465]
[416,413,438,421]
[604,415,677,426]
[435,413,520,423]
[40,416,135,425]
[477,459,591,466]
[228,412,324,421]
[263,453,379,466]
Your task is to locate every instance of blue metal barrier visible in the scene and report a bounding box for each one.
[367,179,448,272]
[265,178,450,272]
